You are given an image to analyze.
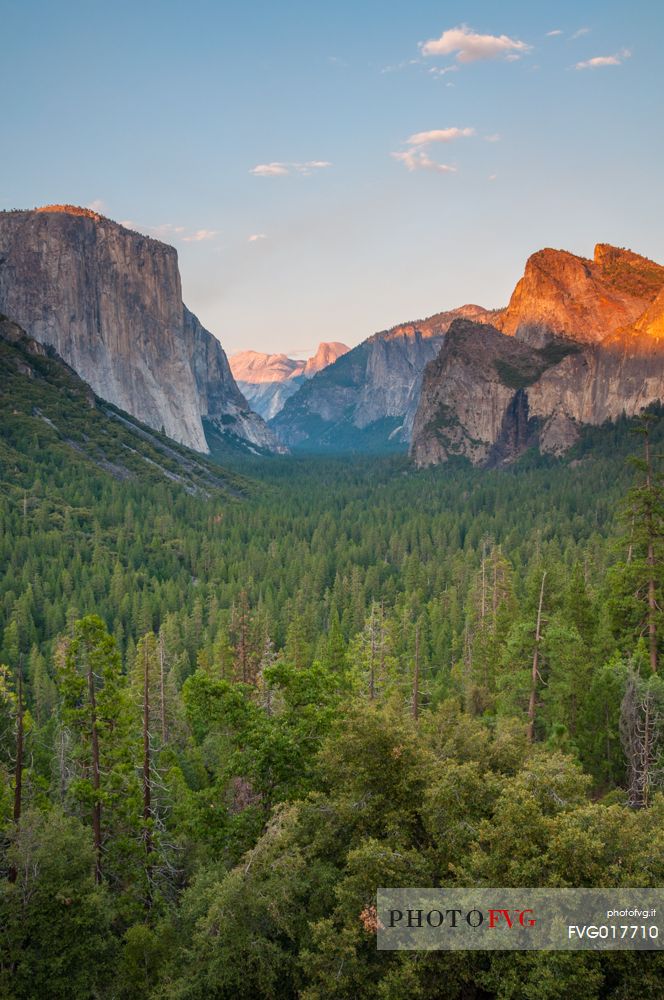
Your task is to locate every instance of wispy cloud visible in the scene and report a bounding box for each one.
[546,30,563,37]
[427,64,458,77]
[420,24,531,63]
[575,48,631,70]
[141,223,186,237]
[86,198,106,213]
[381,58,421,74]
[406,126,475,145]
[484,133,501,143]
[250,160,332,177]
[248,233,268,242]
[571,27,591,40]
[182,229,217,243]
[393,124,476,174]
[118,220,217,244]
[391,150,457,174]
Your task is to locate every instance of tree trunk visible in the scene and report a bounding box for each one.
[88,661,103,884]
[159,631,168,743]
[143,642,154,908]
[8,662,24,883]
[12,663,23,824]
[644,432,658,673]
[480,544,486,622]
[527,572,546,743]
[412,623,420,722]
[369,605,376,701]
[143,642,153,856]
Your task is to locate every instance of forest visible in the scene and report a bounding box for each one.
[1,374,663,998]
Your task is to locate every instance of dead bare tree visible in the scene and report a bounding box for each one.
[527,571,547,743]
[620,670,663,808]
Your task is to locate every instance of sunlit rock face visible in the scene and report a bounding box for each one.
[495,244,664,346]
[0,206,281,453]
[303,342,350,376]
[411,245,664,467]
[230,343,349,421]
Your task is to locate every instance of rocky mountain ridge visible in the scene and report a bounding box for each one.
[0,206,282,454]
[270,304,493,451]
[230,341,349,420]
[411,243,664,467]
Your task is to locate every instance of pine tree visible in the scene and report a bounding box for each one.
[56,616,129,883]
[610,417,664,671]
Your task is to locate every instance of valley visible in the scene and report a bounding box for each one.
[1,210,663,1000]
[4,5,664,996]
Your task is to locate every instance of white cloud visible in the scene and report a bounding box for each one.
[86,198,106,213]
[393,124,477,174]
[250,162,290,177]
[391,149,457,174]
[406,126,475,146]
[571,27,591,40]
[575,48,631,70]
[250,160,331,177]
[484,133,501,143]
[248,233,267,242]
[182,229,218,243]
[546,30,563,37]
[420,24,531,63]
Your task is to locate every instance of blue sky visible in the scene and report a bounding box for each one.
[2,0,663,356]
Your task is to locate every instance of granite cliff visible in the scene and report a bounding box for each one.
[270,305,492,451]
[495,243,664,346]
[230,342,349,420]
[411,244,664,467]
[0,206,281,454]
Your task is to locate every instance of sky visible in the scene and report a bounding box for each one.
[2,0,663,357]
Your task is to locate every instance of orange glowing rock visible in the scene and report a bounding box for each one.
[35,204,102,221]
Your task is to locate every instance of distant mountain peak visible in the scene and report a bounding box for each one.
[230,342,350,420]
[230,342,350,385]
[303,342,350,376]
[230,350,303,384]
